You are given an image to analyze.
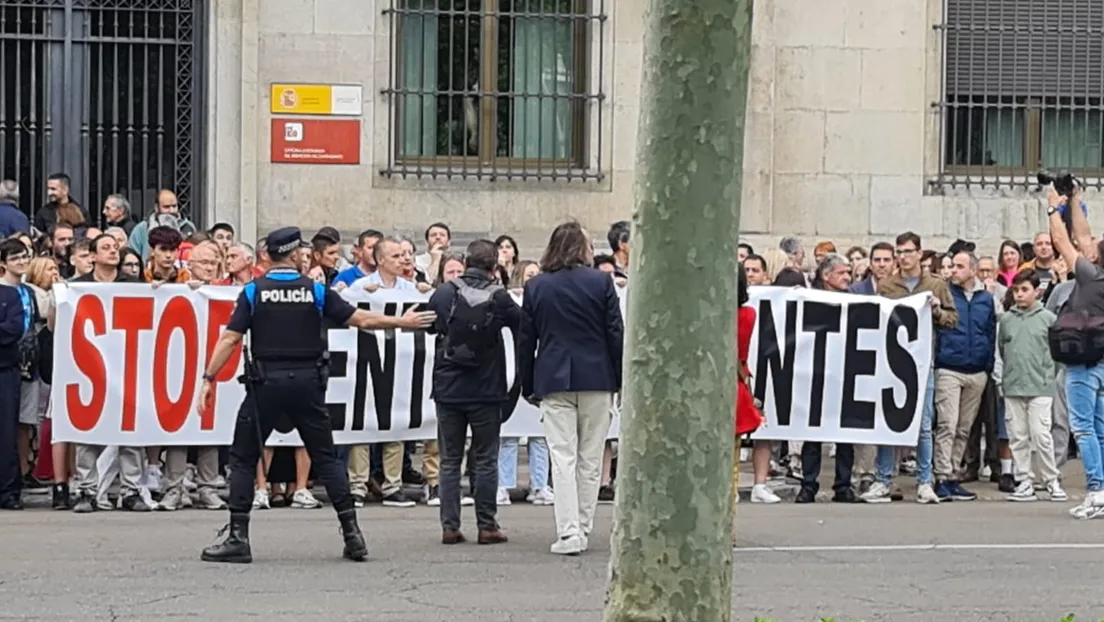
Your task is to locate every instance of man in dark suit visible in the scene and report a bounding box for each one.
[518,222,624,556]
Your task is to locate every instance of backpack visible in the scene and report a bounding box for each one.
[441,280,502,367]
[15,284,39,382]
[1048,309,1104,367]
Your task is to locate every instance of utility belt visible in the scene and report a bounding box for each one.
[240,352,330,388]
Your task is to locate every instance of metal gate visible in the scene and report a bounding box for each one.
[0,0,205,227]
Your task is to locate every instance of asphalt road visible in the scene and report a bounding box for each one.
[2,497,1103,622]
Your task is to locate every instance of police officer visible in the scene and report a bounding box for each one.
[196,227,435,563]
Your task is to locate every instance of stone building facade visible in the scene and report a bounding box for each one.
[207,0,1102,254]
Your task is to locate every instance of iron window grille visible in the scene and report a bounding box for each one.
[933,0,1104,191]
[0,0,203,226]
[381,0,606,182]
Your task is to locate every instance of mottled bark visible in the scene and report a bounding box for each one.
[603,1,752,621]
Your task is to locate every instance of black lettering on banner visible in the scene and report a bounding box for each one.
[326,350,349,430]
[883,306,920,433]
[398,301,427,429]
[753,300,797,425]
[801,301,841,428]
[840,302,879,430]
[351,302,398,431]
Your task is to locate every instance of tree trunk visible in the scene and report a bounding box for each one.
[603,1,753,621]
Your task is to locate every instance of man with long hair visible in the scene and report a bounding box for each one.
[518,221,623,555]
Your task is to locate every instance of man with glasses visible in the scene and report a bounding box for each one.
[0,239,33,509]
[860,232,958,505]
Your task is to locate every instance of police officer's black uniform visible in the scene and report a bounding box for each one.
[201,227,367,563]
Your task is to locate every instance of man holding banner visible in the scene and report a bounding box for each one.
[196,227,435,564]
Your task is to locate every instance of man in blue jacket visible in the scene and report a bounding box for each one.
[0,180,28,238]
[933,251,996,502]
[0,272,26,510]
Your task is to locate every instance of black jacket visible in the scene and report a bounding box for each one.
[427,268,521,404]
[518,266,624,399]
[34,200,90,233]
[105,215,137,235]
[0,285,26,370]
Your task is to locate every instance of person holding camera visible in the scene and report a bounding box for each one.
[1046,182,1104,519]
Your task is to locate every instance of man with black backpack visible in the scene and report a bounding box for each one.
[426,239,520,545]
[0,238,29,510]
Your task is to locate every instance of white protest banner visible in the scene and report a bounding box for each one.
[50,283,626,447]
[747,286,933,446]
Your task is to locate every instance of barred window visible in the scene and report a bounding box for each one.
[937,0,1104,188]
[381,0,606,182]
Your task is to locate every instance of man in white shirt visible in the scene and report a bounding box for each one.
[348,237,418,508]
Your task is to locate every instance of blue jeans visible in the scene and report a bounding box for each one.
[498,437,550,489]
[879,367,935,485]
[1065,364,1104,491]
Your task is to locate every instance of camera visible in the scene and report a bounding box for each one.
[1037,170,1079,197]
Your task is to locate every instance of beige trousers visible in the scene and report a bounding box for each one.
[933,369,988,481]
[541,391,613,540]
[1005,396,1059,484]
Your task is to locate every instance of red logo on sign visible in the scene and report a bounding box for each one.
[270,118,361,165]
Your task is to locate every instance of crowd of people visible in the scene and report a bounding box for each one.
[2,170,1101,554]
[736,184,1104,521]
[0,174,636,554]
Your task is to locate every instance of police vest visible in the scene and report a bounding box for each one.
[246,272,326,362]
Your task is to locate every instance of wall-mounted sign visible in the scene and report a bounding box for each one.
[270,118,361,165]
[270,83,362,116]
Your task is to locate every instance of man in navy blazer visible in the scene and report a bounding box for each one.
[517,222,623,555]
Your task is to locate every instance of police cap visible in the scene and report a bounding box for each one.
[265,227,311,256]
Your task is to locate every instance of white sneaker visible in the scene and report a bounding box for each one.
[1070,497,1102,519]
[550,535,583,555]
[860,481,892,504]
[738,447,751,463]
[916,483,940,504]
[195,488,227,510]
[581,533,590,552]
[252,488,270,510]
[750,484,781,504]
[1090,490,1104,507]
[1007,479,1037,502]
[157,487,184,512]
[1047,480,1068,502]
[496,487,512,506]
[529,487,555,505]
[142,465,162,494]
[290,488,322,509]
[212,475,227,489]
[183,465,198,492]
[461,495,475,507]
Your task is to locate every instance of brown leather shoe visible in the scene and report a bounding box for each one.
[477,529,508,545]
[441,529,466,545]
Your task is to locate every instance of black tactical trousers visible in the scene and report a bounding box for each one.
[227,366,352,514]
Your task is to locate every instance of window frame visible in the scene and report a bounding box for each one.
[936,0,1104,187]
[387,0,597,177]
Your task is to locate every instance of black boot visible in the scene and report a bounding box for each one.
[52,483,71,510]
[201,513,252,564]
[338,509,367,561]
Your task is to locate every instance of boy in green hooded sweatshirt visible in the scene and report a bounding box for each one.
[998,269,1066,502]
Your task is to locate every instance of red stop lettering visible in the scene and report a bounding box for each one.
[66,296,108,432]
[202,298,242,431]
[113,297,155,432]
[154,296,200,433]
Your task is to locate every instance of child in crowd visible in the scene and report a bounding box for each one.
[998,269,1066,502]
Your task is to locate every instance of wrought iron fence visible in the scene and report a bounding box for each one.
[934,0,1104,190]
[381,0,606,182]
[0,0,204,225]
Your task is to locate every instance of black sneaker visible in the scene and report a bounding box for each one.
[52,483,71,510]
[998,474,1017,494]
[833,489,858,503]
[425,485,440,506]
[598,485,615,503]
[795,488,816,503]
[22,474,50,493]
[381,491,415,508]
[0,496,23,510]
[73,493,96,514]
[120,493,152,512]
[402,469,426,487]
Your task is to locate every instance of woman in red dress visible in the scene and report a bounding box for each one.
[735,269,781,504]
